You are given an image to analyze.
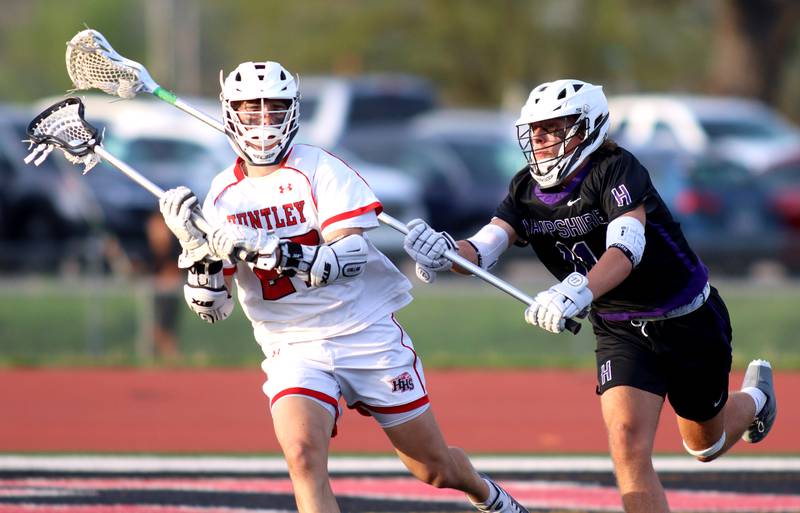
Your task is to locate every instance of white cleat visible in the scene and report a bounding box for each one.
[741,359,777,443]
[472,476,529,513]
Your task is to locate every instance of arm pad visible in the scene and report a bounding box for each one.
[606,215,646,267]
[184,260,233,324]
[466,223,509,270]
[279,233,369,287]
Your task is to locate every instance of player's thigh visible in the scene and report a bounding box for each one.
[333,315,431,428]
[662,289,733,424]
[271,395,337,452]
[600,385,664,455]
[592,313,668,398]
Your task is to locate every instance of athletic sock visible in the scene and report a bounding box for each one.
[472,477,499,507]
[742,386,767,415]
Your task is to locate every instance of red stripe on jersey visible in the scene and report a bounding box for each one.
[348,395,430,415]
[320,201,383,232]
[213,150,295,206]
[281,164,318,211]
[223,266,237,276]
[213,158,247,205]
[320,147,373,187]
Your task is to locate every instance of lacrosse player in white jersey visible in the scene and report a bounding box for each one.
[158,61,528,513]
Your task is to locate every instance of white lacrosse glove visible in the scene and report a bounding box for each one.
[403,219,456,282]
[525,272,593,333]
[159,186,212,267]
[208,224,280,269]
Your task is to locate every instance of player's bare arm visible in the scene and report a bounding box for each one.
[586,204,646,298]
[324,227,365,243]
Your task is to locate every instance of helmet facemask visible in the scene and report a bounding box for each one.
[220,61,300,166]
[223,97,299,165]
[515,79,610,188]
[517,115,587,187]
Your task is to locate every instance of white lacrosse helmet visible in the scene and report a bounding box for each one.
[220,61,300,166]
[515,79,609,188]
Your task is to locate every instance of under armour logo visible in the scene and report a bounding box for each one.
[279,184,293,194]
[611,185,631,207]
[600,360,612,385]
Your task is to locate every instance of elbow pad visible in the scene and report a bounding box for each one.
[466,223,509,270]
[184,260,234,324]
[279,234,368,287]
[606,216,646,267]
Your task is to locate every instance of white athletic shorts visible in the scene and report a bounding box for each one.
[261,314,430,433]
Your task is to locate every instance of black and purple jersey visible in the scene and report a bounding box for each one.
[495,145,708,320]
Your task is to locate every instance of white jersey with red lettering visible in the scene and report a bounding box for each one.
[201,144,412,347]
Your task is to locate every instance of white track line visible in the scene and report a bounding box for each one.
[0,455,798,473]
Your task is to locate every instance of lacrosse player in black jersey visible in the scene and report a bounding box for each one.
[403,79,777,513]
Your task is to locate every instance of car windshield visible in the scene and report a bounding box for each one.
[348,96,434,125]
[699,119,784,141]
[763,163,800,190]
[299,98,318,122]
[443,139,525,184]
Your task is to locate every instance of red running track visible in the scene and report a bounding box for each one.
[1,369,797,453]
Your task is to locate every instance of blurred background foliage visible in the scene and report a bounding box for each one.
[1,0,799,119]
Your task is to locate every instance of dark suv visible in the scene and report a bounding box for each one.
[0,104,98,271]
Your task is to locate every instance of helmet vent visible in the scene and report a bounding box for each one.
[280,71,286,80]
[557,88,567,100]
[235,72,242,81]
[573,83,584,92]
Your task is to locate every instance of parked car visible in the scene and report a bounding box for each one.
[609,94,800,173]
[0,103,100,272]
[760,153,800,271]
[342,109,525,237]
[296,74,437,149]
[635,149,785,274]
[761,153,800,229]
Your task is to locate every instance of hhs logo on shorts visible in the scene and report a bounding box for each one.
[389,372,415,393]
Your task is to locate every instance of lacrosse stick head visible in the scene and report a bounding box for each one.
[66,28,157,99]
[25,97,103,173]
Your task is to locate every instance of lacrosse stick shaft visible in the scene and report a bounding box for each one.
[377,212,581,334]
[93,146,251,263]
[153,88,225,133]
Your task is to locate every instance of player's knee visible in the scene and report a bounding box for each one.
[410,457,457,489]
[281,440,327,478]
[683,432,726,462]
[607,421,651,463]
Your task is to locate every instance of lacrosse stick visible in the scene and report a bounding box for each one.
[65,29,580,334]
[66,29,221,132]
[23,97,251,264]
